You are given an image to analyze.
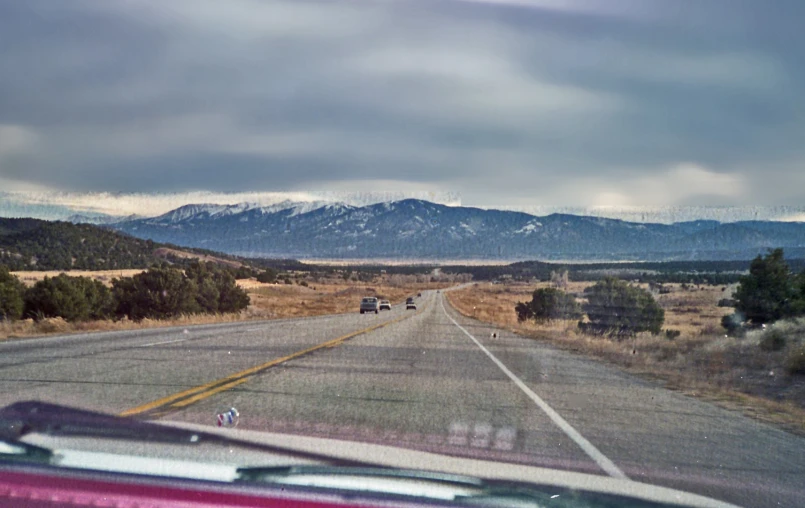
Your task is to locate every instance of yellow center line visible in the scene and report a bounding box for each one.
[169,378,251,409]
[119,304,425,418]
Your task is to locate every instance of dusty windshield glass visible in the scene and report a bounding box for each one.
[0,1,804,508]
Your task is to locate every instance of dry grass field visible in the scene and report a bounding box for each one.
[12,270,146,287]
[242,280,445,320]
[447,282,805,434]
[0,275,450,340]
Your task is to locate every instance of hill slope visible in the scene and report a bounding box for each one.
[0,218,247,271]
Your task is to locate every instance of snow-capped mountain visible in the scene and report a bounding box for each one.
[68,213,143,225]
[145,203,260,224]
[111,199,805,261]
[140,201,339,225]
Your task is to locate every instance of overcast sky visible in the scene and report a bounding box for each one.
[1,0,804,220]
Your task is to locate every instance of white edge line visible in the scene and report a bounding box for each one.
[440,298,628,480]
[136,338,192,348]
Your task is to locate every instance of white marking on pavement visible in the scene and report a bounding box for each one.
[136,338,192,348]
[440,299,628,480]
[493,426,517,451]
[448,422,469,446]
[471,423,493,448]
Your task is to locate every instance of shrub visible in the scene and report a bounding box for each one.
[582,277,664,335]
[217,275,250,313]
[721,314,746,338]
[515,301,534,322]
[515,287,581,323]
[284,277,293,285]
[717,299,736,308]
[24,274,113,322]
[112,265,200,321]
[665,329,681,340]
[785,346,805,375]
[256,269,277,284]
[734,248,803,325]
[195,277,220,313]
[233,266,256,280]
[0,265,25,321]
[185,261,250,313]
[759,329,786,352]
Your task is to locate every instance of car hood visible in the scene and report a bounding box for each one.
[153,421,738,508]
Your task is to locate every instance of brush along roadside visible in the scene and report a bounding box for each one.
[446,282,805,436]
[0,279,450,341]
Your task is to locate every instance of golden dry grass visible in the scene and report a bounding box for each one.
[243,281,427,319]
[12,270,146,287]
[447,282,805,435]
[0,313,255,340]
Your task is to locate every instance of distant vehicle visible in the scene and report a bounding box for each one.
[406,297,416,310]
[360,297,379,314]
[379,300,391,311]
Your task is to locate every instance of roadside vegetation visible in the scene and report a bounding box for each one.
[0,264,456,340]
[0,261,250,332]
[433,258,805,286]
[447,249,805,434]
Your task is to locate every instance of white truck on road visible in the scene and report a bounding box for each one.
[360,297,379,314]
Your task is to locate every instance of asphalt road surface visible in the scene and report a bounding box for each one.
[1,290,803,507]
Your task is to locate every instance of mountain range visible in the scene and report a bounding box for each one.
[86,199,805,261]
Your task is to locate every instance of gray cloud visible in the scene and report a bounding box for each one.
[1,0,804,209]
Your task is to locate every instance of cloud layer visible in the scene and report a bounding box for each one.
[1,0,803,211]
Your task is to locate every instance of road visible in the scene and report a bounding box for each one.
[1,290,803,507]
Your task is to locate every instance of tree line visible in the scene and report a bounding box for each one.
[440,258,805,284]
[514,248,805,339]
[0,219,171,271]
[0,261,250,323]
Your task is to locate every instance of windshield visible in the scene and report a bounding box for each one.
[0,2,804,508]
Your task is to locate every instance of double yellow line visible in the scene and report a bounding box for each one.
[120,310,416,419]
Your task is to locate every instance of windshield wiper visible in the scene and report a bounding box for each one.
[236,465,570,505]
[0,438,54,464]
[0,400,209,444]
[237,464,488,486]
[236,466,664,507]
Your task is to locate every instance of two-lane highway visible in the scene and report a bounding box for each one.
[0,302,413,413]
[1,290,803,507]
